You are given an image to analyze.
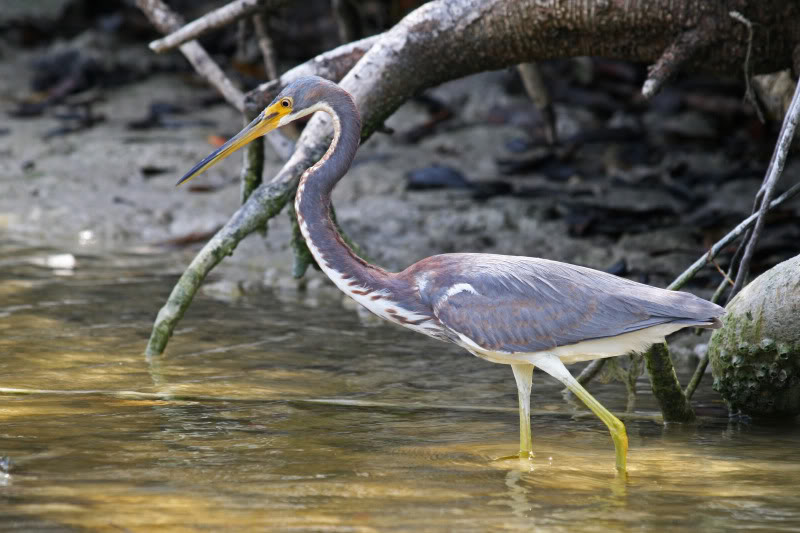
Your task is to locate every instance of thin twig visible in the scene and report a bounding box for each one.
[716,235,746,304]
[711,259,735,287]
[146,178,294,356]
[666,180,800,292]
[137,0,245,112]
[517,62,556,144]
[149,0,288,54]
[642,25,711,99]
[729,11,765,123]
[684,352,709,400]
[252,13,278,80]
[729,77,800,299]
[244,34,380,111]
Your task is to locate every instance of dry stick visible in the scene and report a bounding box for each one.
[714,240,746,304]
[684,352,709,401]
[667,181,800,293]
[149,0,289,54]
[684,76,800,400]
[647,180,800,419]
[729,76,800,299]
[244,34,380,111]
[729,11,765,123]
[252,12,278,80]
[517,62,556,144]
[642,24,711,99]
[138,0,292,168]
[137,0,245,112]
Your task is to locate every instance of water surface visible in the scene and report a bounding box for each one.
[1,239,799,532]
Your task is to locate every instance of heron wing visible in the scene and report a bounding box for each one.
[414,254,723,354]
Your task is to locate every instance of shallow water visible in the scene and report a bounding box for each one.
[1,239,800,532]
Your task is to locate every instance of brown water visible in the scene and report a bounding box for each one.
[1,238,800,532]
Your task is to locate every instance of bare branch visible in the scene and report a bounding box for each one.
[684,353,709,400]
[642,25,712,99]
[729,76,800,298]
[252,13,278,80]
[245,34,380,112]
[668,181,800,292]
[517,62,556,144]
[149,0,289,54]
[137,0,245,112]
[729,10,765,122]
[650,179,800,417]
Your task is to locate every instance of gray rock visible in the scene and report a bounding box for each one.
[709,254,800,417]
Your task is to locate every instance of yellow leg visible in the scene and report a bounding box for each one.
[527,354,628,473]
[511,363,534,457]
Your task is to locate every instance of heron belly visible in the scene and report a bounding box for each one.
[454,323,686,365]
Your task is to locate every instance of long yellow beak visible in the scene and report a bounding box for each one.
[176,102,286,186]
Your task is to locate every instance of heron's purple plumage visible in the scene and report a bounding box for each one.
[400,254,724,354]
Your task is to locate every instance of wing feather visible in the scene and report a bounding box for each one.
[414,254,724,354]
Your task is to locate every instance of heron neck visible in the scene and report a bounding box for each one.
[295,96,388,290]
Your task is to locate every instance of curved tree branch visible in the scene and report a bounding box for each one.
[146,0,800,362]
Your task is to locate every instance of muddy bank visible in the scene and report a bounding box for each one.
[2,34,799,327]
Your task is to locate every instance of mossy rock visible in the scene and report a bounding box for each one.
[708,254,800,417]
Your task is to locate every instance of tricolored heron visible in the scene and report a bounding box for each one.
[177,76,725,472]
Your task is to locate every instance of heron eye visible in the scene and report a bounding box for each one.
[281,99,290,108]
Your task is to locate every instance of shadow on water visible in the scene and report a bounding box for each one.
[1,238,800,531]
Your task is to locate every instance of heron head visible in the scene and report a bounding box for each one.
[176,76,338,186]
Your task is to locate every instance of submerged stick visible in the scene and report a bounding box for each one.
[644,343,696,422]
[146,178,293,356]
